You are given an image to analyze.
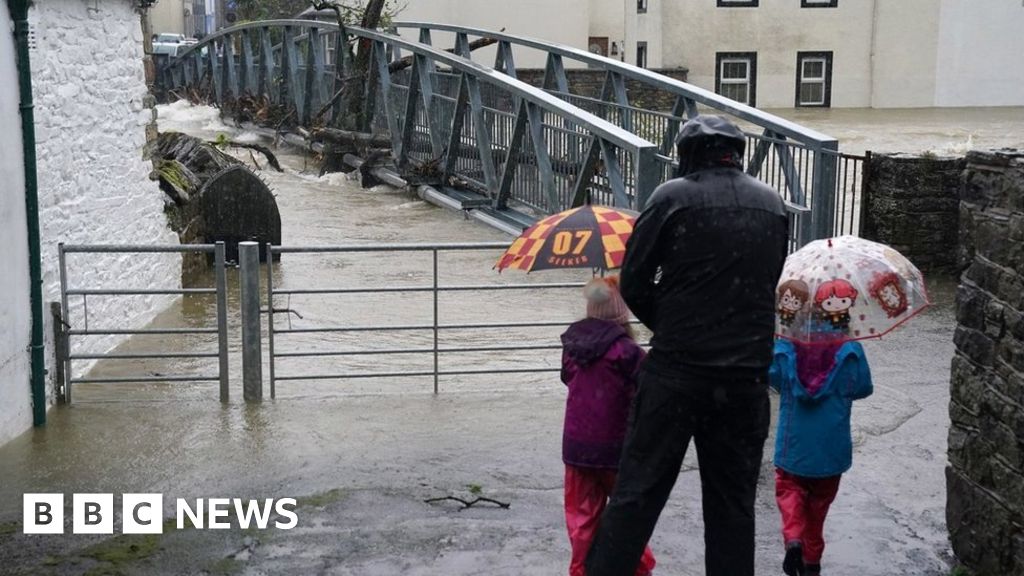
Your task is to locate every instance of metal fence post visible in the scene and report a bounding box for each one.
[811,142,840,240]
[58,242,71,404]
[858,150,873,238]
[432,248,439,395]
[215,242,229,403]
[266,242,276,399]
[635,147,661,210]
[239,241,263,402]
[50,302,66,404]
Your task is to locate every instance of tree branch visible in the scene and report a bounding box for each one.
[211,140,284,172]
[424,496,511,510]
[388,35,502,73]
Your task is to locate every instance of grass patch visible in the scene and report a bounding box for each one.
[296,488,346,508]
[0,521,18,538]
[206,556,242,575]
[79,519,180,575]
[950,566,972,576]
[81,533,160,565]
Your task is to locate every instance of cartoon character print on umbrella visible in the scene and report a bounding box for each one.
[776,279,810,327]
[868,271,909,318]
[814,278,858,332]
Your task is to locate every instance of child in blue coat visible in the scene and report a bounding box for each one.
[769,336,873,576]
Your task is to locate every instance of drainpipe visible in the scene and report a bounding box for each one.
[9,0,47,426]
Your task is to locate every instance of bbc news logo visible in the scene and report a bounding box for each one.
[23,494,298,534]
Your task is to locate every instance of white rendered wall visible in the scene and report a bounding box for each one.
[28,0,180,385]
[589,0,625,60]
[0,0,33,446]
[625,0,663,69]
[661,0,874,109]
[870,0,941,108]
[934,0,1024,107]
[395,0,591,69]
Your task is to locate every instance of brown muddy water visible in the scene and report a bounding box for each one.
[71,103,1021,402]
[0,102,975,575]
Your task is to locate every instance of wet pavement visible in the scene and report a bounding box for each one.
[0,103,965,575]
[0,277,957,576]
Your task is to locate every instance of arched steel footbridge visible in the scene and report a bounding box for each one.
[159,19,864,248]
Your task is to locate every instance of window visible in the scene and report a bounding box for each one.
[717,0,758,7]
[795,51,833,107]
[715,52,757,106]
[637,0,647,13]
[636,42,648,68]
[801,0,838,7]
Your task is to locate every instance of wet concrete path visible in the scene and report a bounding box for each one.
[0,103,961,575]
[0,277,957,575]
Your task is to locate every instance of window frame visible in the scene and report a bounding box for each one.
[795,51,833,108]
[636,41,648,68]
[717,0,759,7]
[715,51,757,107]
[637,0,648,13]
[801,0,838,7]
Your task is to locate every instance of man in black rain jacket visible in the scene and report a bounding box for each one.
[585,115,789,576]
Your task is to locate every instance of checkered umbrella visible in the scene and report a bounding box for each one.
[495,205,637,272]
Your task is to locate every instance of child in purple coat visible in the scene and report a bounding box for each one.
[560,276,656,576]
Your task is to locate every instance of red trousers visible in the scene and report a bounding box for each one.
[564,465,656,576]
[775,468,842,564]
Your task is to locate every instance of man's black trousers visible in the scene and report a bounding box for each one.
[584,366,771,576]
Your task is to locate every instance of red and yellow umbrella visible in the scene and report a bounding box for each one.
[495,205,637,272]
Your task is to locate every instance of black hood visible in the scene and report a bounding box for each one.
[675,115,747,177]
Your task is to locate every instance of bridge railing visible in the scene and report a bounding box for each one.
[391,22,843,244]
[160,20,661,216]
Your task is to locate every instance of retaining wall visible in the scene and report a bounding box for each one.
[861,153,965,273]
[947,149,1024,575]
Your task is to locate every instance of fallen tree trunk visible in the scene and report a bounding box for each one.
[148,132,281,280]
[312,128,392,149]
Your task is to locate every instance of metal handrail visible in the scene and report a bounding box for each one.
[162,19,665,213]
[388,22,844,242]
[167,20,655,154]
[391,22,837,146]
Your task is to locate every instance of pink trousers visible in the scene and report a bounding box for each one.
[565,465,656,576]
[775,468,842,564]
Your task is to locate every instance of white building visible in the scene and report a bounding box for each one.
[594,0,1024,108]
[1,1,33,446]
[396,0,591,69]
[1,0,180,446]
[149,0,228,37]
[394,0,1024,108]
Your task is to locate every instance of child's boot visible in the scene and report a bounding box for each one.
[804,563,821,576]
[783,541,804,576]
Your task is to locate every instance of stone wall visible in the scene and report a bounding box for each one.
[0,1,33,446]
[947,149,1024,575]
[515,67,689,112]
[28,1,180,394]
[861,153,965,273]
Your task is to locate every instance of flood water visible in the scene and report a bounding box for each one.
[771,106,1024,156]
[71,103,1021,403]
[3,102,976,575]
[74,102,591,402]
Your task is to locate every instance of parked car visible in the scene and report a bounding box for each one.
[152,33,187,56]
